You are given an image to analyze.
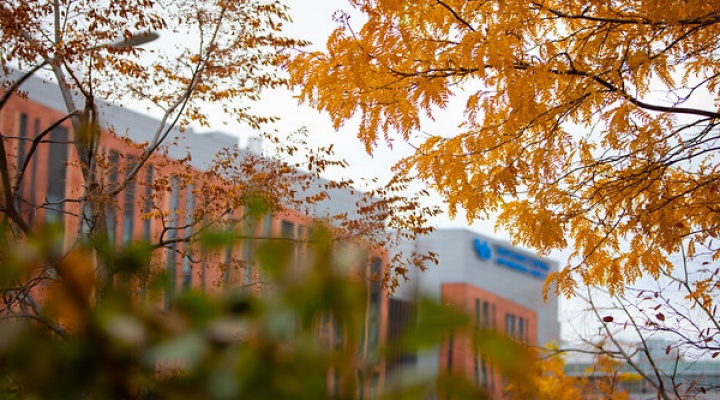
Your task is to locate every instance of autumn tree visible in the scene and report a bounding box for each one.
[559,252,720,399]
[0,0,306,295]
[0,0,441,341]
[289,0,720,298]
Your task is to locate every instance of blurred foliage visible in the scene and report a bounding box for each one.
[506,346,586,400]
[0,222,545,399]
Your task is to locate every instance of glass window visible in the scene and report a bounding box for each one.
[224,236,233,286]
[182,184,195,291]
[121,156,137,245]
[46,126,69,223]
[243,216,255,285]
[505,314,516,337]
[143,165,154,240]
[16,113,28,184]
[15,113,28,213]
[223,208,234,287]
[517,317,524,341]
[28,118,40,225]
[281,220,294,238]
[105,150,120,245]
[164,176,180,309]
[368,257,382,352]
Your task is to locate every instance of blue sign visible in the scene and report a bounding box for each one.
[472,238,549,279]
[473,238,492,260]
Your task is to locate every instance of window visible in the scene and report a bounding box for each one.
[106,150,120,245]
[256,213,273,283]
[243,216,255,285]
[281,220,294,238]
[26,117,40,226]
[281,220,297,268]
[164,176,180,309]
[505,314,517,337]
[182,184,195,291]
[46,126,69,223]
[517,317,524,342]
[386,298,417,375]
[121,156,137,245]
[223,210,234,286]
[16,113,28,195]
[223,246,233,285]
[143,166,154,240]
[518,317,530,342]
[475,299,491,328]
[481,357,488,388]
[367,257,382,352]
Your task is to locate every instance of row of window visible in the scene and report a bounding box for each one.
[12,112,288,306]
[467,300,530,391]
[14,113,69,225]
[505,313,530,343]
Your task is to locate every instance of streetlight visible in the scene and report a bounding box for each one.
[106,31,160,49]
[1,31,161,110]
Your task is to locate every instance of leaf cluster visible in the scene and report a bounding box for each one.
[289,0,720,297]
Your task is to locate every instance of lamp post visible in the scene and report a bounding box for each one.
[1,31,160,111]
[106,31,160,49]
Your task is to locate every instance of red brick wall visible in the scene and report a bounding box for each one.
[440,282,538,397]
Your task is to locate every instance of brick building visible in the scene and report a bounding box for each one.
[391,228,561,398]
[0,72,390,396]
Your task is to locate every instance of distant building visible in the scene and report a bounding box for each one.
[1,71,391,396]
[566,338,720,399]
[390,229,561,398]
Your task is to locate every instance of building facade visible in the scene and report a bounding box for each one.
[566,339,720,399]
[1,72,392,396]
[392,229,561,398]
